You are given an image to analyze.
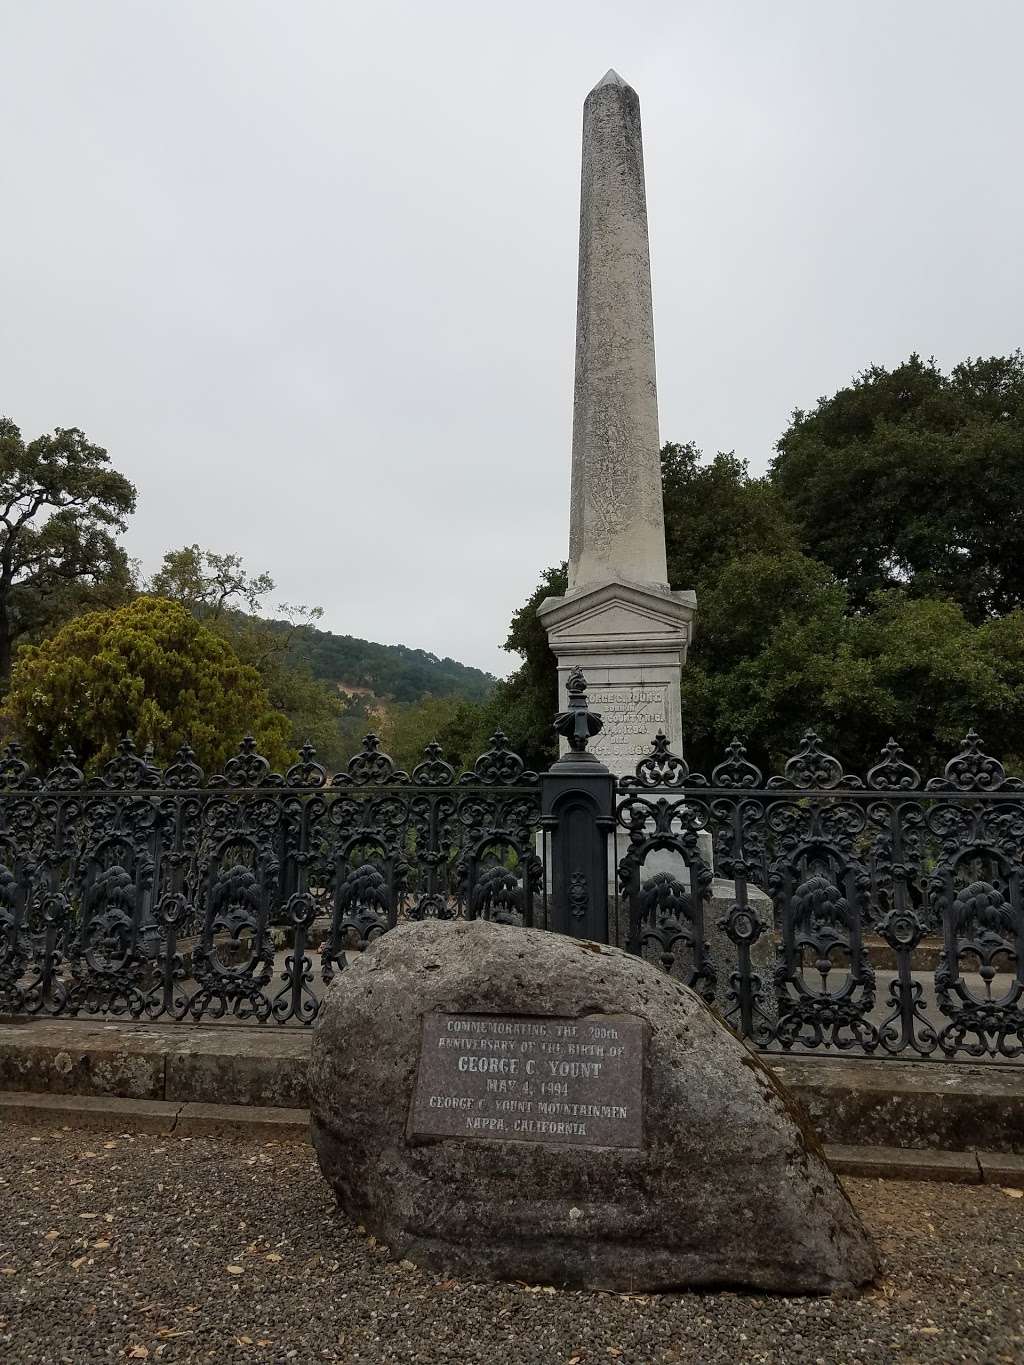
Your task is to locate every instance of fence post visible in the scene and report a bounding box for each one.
[541,669,617,942]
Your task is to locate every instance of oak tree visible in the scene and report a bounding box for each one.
[0,418,136,678]
[770,352,1024,620]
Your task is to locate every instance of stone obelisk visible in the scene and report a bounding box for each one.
[538,71,695,771]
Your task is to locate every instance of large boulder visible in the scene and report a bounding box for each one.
[309,920,876,1294]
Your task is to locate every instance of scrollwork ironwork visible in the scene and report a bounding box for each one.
[613,727,1024,1060]
[1,721,1023,1062]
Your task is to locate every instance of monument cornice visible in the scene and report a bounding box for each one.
[538,577,696,651]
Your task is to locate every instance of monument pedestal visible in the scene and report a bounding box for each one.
[538,577,696,770]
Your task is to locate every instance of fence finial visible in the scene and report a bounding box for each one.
[553,667,604,756]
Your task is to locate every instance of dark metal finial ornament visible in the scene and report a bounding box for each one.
[553,667,604,753]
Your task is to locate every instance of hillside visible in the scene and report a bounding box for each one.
[266,618,496,705]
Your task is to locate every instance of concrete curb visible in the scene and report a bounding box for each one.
[825,1143,982,1183]
[2,1091,1022,1188]
[1,1021,1022,1153]
[0,1090,309,1141]
[768,1055,1024,1153]
[0,1020,309,1108]
[826,1145,1024,1187]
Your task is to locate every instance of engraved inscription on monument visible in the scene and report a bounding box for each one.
[410,1012,644,1149]
[588,685,667,763]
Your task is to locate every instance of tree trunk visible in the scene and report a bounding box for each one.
[0,604,13,681]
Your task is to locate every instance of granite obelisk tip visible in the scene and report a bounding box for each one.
[591,68,628,91]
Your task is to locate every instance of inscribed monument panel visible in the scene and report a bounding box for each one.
[410,1011,644,1148]
[587,684,667,764]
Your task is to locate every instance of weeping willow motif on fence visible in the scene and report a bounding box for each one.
[0,732,542,1025]
[1,723,1021,1058]
[615,729,1024,1060]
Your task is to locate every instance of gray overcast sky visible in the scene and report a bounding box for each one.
[3,2,1022,677]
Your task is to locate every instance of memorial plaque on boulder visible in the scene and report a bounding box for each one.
[410,1012,644,1148]
[310,920,877,1294]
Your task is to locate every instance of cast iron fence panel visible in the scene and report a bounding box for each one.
[0,733,543,1025]
[616,730,1024,1060]
[3,719,1023,1059]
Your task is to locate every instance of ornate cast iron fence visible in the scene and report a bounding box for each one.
[616,729,1024,1061]
[0,733,543,1026]
[1,715,1022,1062]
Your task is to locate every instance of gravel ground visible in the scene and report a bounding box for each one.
[0,1123,1021,1364]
